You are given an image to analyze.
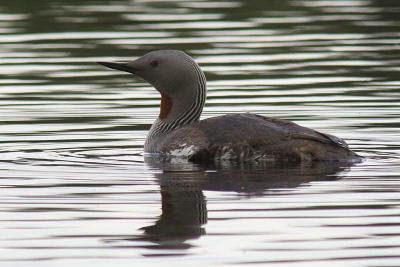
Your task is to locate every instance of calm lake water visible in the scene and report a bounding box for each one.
[1,0,400,266]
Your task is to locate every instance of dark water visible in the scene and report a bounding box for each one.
[1,0,400,266]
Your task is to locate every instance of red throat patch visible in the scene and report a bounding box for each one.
[159,93,172,119]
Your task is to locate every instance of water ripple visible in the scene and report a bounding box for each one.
[0,0,400,266]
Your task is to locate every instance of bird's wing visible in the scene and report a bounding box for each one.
[195,113,349,148]
[249,114,349,149]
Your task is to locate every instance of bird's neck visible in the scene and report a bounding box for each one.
[145,69,207,152]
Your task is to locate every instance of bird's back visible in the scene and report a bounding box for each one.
[154,113,361,163]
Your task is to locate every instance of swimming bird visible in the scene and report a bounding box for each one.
[98,50,361,163]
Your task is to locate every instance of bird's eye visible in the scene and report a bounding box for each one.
[150,60,159,68]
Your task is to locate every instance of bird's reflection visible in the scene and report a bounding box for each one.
[134,158,352,250]
[140,173,207,249]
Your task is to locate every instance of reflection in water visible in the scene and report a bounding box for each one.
[139,159,349,249]
[140,177,207,249]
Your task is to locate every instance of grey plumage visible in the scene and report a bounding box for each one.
[98,50,362,163]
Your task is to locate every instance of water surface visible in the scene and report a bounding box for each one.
[1,0,400,266]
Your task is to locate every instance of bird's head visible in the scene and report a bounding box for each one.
[98,50,201,98]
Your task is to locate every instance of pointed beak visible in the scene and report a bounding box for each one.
[97,61,139,74]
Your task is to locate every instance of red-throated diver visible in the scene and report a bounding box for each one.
[98,50,361,163]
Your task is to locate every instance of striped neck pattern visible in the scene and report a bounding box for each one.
[144,59,206,152]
